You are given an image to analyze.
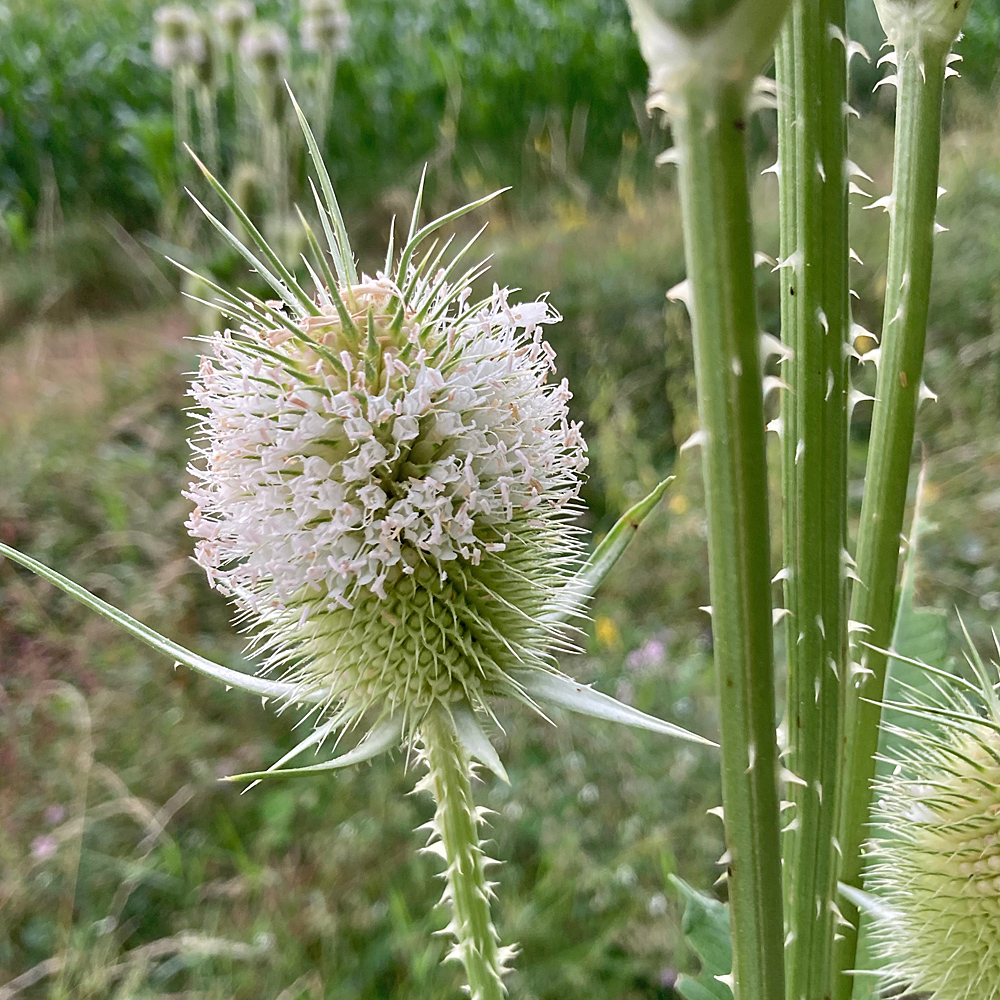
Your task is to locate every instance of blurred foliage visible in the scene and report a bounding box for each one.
[0,0,658,240]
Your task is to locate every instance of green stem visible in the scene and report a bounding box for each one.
[834,34,950,1000]
[420,709,506,1000]
[673,81,785,1000]
[195,83,220,176]
[775,3,849,997]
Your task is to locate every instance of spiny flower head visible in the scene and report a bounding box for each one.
[867,637,1000,1000]
[183,106,592,753]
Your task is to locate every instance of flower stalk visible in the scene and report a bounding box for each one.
[834,3,968,991]
[671,80,785,1000]
[419,709,511,1000]
[774,2,849,996]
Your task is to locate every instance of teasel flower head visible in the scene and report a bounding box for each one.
[300,0,351,55]
[214,0,255,50]
[864,632,1000,1000]
[238,20,289,82]
[153,4,205,70]
[624,0,791,113]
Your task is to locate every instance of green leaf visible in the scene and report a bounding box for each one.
[510,668,716,746]
[668,875,732,976]
[544,477,673,624]
[675,973,732,1000]
[0,541,307,703]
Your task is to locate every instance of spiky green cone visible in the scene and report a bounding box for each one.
[867,641,1000,1000]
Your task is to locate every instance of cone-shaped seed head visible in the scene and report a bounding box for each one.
[238,20,289,80]
[868,659,1000,999]
[186,188,588,740]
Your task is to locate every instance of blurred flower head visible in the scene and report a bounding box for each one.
[153,4,206,70]
[214,0,254,48]
[238,20,290,81]
[300,0,351,54]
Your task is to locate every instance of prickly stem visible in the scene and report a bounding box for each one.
[834,28,955,1000]
[775,2,849,997]
[673,80,785,1000]
[419,708,508,1000]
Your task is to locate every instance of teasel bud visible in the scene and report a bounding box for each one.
[623,0,791,112]
[865,641,1000,999]
[152,4,205,71]
[214,0,254,50]
[300,0,351,55]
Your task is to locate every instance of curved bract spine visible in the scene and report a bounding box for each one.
[774,2,850,996]
[625,2,790,995]
[835,1,970,995]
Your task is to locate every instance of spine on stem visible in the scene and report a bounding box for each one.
[419,709,511,1000]
[834,2,969,995]
[623,3,792,991]
[774,2,849,997]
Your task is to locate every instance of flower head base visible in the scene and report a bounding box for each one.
[239,20,290,81]
[867,639,1000,1000]
[875,0,971,50]
[625,0,790,112]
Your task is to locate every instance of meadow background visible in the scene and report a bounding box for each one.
[2,0,1000,996]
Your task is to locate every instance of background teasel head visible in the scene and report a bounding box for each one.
[152,4,205,70]
[213,0,255,50]
[299,0,351,55]
[865,635,1000,1000]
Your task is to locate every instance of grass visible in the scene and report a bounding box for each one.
[2,91,1000,998]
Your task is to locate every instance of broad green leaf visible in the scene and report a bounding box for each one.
[669,875,732,976]
[675,973,732,1000]
[544,477,673,624]
[0,542,307,703]
[510,668,716,746]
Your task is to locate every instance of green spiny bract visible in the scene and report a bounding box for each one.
[868,646,1000,1000]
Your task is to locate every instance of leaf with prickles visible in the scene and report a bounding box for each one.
[510,668,716,746]
[544,477,673,624]
[223,716,403,782]
[0,542,310,703]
